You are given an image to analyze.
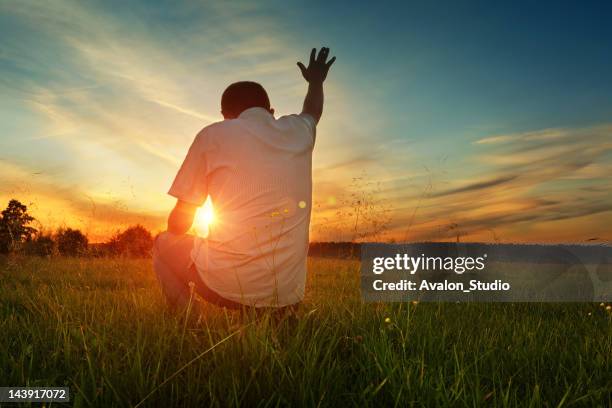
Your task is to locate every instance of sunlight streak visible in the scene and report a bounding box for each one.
[194,195,215,238]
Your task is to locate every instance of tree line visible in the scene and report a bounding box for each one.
[0,199,153,257]
[0,198,395,259]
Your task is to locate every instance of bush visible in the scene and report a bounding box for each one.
[56,228,88,256]
[25,233,57,257]
[108,225,153,257]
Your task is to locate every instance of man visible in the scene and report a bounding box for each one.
[153,47,335,310]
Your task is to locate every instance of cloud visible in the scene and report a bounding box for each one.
[0,0,343,240]
[430,175,518,198]
[381,125,612,242]
[474,135,515,144]
[0,160,165,241]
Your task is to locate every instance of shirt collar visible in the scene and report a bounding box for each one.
[238,107,273,121]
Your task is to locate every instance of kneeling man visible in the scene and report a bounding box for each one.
[153,48,335,310]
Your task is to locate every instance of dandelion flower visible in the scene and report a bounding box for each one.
[384,317,391,324]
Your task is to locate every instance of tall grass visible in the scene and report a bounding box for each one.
[1,255,611,407]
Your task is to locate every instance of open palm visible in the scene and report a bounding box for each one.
[297,47,336,83]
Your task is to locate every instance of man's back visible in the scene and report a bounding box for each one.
[169,108,316,306]
[158,48,335,309]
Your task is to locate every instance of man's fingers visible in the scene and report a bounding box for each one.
[297,62,307,76]
[309,48,316,65]
[326,56,336,68]
[317,47,328,62]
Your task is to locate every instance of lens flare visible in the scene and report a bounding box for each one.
[194,195,215,238]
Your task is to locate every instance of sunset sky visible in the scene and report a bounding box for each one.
[1,1,611,243]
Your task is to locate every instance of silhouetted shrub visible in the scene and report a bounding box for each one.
[88,242,113,258]
[108,225,153,257]
[25,233,57,257]
[56,228,88,256]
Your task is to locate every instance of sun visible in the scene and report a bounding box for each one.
[194,195,215,238]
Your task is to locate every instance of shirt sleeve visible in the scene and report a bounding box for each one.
[298,113,317,139]
[168,132,208,206]
[282,113,316,146]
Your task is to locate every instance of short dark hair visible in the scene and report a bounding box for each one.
[221,81,270,118]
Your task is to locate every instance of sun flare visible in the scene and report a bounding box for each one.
[194,195,215,237]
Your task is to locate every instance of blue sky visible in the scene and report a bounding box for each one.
[1,0,611,242]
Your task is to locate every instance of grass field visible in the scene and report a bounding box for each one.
[1,255,611,407]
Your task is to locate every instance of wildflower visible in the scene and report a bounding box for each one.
[600,302,605,307]
[384,317,391,324]
[298,201,307,209]
[606,305,611,312]
[588,312,592,316]
[411,300,419,305]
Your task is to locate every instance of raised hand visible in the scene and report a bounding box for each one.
[297,47,336,84]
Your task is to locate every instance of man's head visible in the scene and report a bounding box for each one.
[221,81,274,119]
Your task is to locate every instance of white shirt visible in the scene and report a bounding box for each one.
[168,107,316,307]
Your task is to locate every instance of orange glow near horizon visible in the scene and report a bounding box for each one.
[194,195,215,238]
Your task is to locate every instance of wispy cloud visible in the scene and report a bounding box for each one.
[376,125,612,242]
[430,175,519,198]
[0,160,165,241]
[0,0,354,239]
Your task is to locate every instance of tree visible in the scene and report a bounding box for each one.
[56,228,88,256]
[108,225,153,257]
[0,199,37,253]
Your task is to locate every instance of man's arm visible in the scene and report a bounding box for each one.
[167,200,198,235]
[297,47,336,124]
